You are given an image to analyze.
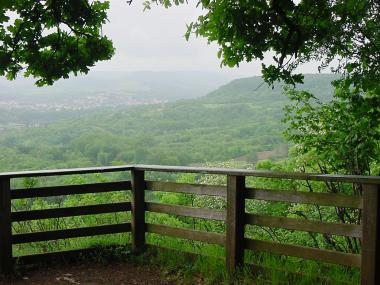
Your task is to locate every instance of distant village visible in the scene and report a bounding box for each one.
[0,95,166,111]
[0,93,167,131]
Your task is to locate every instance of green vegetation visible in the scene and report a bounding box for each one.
[1,1,378,283]
[0,0,114,86]
[0,74,334,172]
[1,74,365,283]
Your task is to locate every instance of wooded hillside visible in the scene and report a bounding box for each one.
[0,74,335,171]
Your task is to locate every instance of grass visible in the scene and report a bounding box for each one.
[12,237,360,284]
[11,217,359,284]
[143,232,359,284]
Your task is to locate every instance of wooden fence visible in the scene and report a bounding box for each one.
[0,165,379,284]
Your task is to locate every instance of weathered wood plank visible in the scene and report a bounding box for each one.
[11,202,131,222]
[2,165,380,184]
[11,181,131,199]
[0,165,133,179]
[146,223,225,245]
[12,223,131,244]
[131,169,146,253]
[245,238,361,267]
[361,183,380,285]
[0,178,13,274]
[146,181,226,197]
[226,175,245,271]
[245,188,363,209]
[135,165,380,184]
[146,202,226,221]
[245,214,362,238]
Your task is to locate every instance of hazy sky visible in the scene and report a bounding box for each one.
[4,0,325,86]
[94,1,320,78]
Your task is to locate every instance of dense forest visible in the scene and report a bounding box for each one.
[0,74,335,172]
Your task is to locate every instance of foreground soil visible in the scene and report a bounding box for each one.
[1,261,176,285]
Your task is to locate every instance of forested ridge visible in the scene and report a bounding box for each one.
[0,74,335,172]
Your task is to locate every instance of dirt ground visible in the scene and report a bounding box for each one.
[1,261,177,285]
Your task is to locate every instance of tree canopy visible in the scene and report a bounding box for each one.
[0,0,114,86]
[145,0,380,92]
[283,87,380,175]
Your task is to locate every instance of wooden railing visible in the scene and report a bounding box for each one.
[0,165,379,284]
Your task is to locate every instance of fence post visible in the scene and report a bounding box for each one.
[226,175,245,272]
[0,178,12,274]
[361,183,379,285]
[131,169,146,253]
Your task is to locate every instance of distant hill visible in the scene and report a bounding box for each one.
[0,73,337,171]
[199,73,337,104]
[0,71,233,108]
[0,70,234,127]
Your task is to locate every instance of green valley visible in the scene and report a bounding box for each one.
[0,74,335,172]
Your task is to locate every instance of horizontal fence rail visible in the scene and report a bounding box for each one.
[0,165,378,285]
[13,223,132,244]
[245,213,362,238]
[146,181,227,197]
[11,202,132,222]
[245,187,363,208]
[11,181,132,199]
[146,202,226,221]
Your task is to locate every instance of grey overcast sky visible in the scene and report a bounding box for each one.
[93,1,320,78]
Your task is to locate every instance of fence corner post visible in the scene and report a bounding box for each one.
[361,183,379,285]
[226,174,245,272]
[0,177,13,275]
[131,169,146,253]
